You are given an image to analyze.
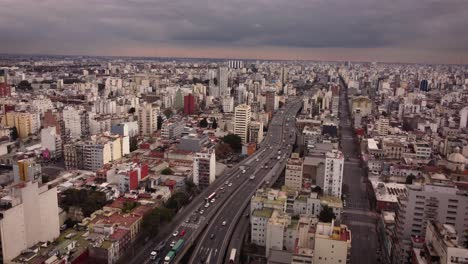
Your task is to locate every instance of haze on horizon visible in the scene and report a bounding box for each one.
[1,0,468,64]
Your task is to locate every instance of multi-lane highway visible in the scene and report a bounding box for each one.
[136,97,302,264]
[188,99,302,264]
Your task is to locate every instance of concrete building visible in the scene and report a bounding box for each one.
[111,121,139,138]
[249,121,264,144]
[460,106,468,129]
[62,106,87,139]
[41,126,62,159]
[265,210,297,257]
[285,153,304,191]
[393,174,468,263]
[377,117,390,136]
[322,150,344,198]
[64,134,129,171]
[313,222,351,264]
[218,67,229,97]
[2,111,40,139]
[412,221,468,264]
[13,159,42,184]
[183,93,196,115]
[222,96,234,113]
[138,103,159,136]
[193,150,216,190]
[265,90,277,114]
[161,120,185,140]
[234,104,251,144]
[0,181,60,263]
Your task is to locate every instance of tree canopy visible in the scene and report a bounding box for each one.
[212,118,218,129]
[318,205,336,223]
[222,134,242,152]
[199,117,208,128]
[161,167,173,175]
[61,189,107,217]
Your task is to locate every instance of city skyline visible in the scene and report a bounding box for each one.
[1,0,468,64]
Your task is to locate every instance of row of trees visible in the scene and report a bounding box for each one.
[142,180,198,237]
[60,189,108,217]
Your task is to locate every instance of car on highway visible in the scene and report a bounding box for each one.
[249,175,255,180]
[199,210,204,214]
[210,233,215,239]
[210,198,215,203]
[170,240,176,248]
[225,180,229,185]
[155,241,166,252]
[241,169,246,174]
[180,230,186,236]
[149,251,158,260]
[172,231,179,237]
[220,186,224,190]
[222,221,227,226]
[204,203,210,208]
[185,218,190,223]
[228,183,233,187]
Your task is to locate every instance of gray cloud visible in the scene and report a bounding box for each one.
[0,0,467,56]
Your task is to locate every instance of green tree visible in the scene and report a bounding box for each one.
[312,186,323,196]
[163,108,173,118]
[222,134,242,152]
[61,189,107,217]
[128,107,136,114]
[165,192,190,211]
[122,201,139,213]
[212,118,218,129]
[161,167,173,175]
[318,206,336,223]
[185,179,198,196]
[215,142,233,160]
[199,118,208,128]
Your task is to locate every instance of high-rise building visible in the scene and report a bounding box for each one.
[41,126,63,159]
[0,181,60,263]
[138,103,159,136]
[192,150,216,190]
[249,121,264,144]
[322,150,344,198]
[460,106,468,129]
[184,93,196,115]
[161,120,185,140]
[234,104,251,144]
[12,159,42,183]
[222,96,234,113]
[392,175,468,263]
[2,111,40,139]
[218,67,229,97]
[376,117,389,136]
[285,153,304,191]
[62,106,83,139]
[265,90,277,114]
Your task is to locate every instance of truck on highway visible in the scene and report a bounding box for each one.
[249,175,255,180]
[229,248,237,263]
[278,150,281,154]
[164,250,175,264]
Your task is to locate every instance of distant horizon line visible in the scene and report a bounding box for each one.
[0,52,467,66]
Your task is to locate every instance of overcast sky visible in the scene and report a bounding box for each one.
[1,0,468,63]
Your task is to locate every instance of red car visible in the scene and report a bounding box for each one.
[180,230,186,237]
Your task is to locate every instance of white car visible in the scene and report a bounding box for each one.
[211,199,215,203]
[222,221,227,226]
[172,231,179,237]
[228,183,233,187]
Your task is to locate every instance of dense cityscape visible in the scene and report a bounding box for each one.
[0,55,466,264]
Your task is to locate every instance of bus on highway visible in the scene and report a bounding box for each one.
[172,239,185,254]
[229,248,237,263]
[205,192,216,202]
[164,250,175,264]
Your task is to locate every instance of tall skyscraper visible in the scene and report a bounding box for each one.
[138,103,158,135]
[322,150,344,197]
[184,93,196,115]
[265,90,277,114]
[193,150,216,190]
[234,104,251,144]
[218,67,229,97]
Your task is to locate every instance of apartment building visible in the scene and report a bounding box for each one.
[392,174,468,263]
[322,150,344,198]
[0,182,60,263]
[285,153,304,191]
[192,151,216,190]
[234,104,251,144]
[313,222,352,264]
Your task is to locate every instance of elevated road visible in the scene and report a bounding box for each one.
[188,98,302,264]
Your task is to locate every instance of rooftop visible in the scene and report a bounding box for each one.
[252,208,274,218]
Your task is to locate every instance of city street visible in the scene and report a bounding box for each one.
[339,79,380,264]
